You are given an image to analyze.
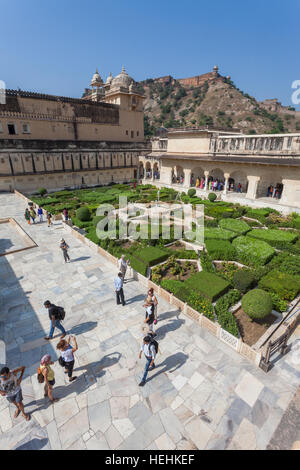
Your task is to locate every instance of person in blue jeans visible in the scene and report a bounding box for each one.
[43,300,66,341]
[138,336,156,387]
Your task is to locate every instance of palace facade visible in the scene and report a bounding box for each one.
[0,67,149,192]
[138,128,300,211]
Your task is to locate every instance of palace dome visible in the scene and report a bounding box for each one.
[90,69,103,86]
[111,66,135,90]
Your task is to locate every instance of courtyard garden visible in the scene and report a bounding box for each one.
[30,184,300,346]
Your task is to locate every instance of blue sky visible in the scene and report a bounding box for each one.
[0,0,299,108]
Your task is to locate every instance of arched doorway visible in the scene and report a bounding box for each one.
[153,162,160,180]
[172,165,184,184]
[208,168,224,191]
[229,170,248,193]
[145,161,152,179]
[257,175,284,199]
[191,167,205,188]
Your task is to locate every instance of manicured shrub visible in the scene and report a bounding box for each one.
[38,187,47,196]
[232,269,255,293]
[187,188,196,197]
[219,218,251,235]
[185,272,230,302]
[208,192,217,202]
[232,236,275,266]
[128,255,148,277]
[242,289,273,320]
[269,293,288,313]
[85,227,100,244]
[160,279,190,302]
[292,217,300,229]
[131,246,169,267]
[258,269,300,301]
[72,217,94,229]
[171,250,198,260]
[76,207,91,222]
[205,239,236,261]
[247,229,298,246]
[204,228,237,241]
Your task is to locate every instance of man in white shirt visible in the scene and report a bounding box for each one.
[138,336,156,387]
[114,272,125,306]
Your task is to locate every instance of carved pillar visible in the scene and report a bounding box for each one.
[246,176,260,200]
[204,170,209,191]
[184,168,192,189]
[223,172,230,195]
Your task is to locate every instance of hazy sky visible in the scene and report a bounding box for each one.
[1,0,299,108]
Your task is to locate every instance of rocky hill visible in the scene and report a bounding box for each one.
[137,68,300,137]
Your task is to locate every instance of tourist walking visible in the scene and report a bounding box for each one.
[60,238,70,263]
[118,254,130,282]
[39,355,59,403]
[138,335,158,387]
[30,207,36,224]
[143,300,156,336]
[24,208,31,225]
[147,287,158,324]
[63,208,69,221]
[43,300,66,340]
[37,206,43,223]
[46,211,53,227]
[0,366,30,421]
[56,336,78,382]
[114,272,125,306]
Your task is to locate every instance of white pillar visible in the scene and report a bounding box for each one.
[223,173,230,195]
[184,168,192,189]
[204,171,209,191]
[246,176,260,200]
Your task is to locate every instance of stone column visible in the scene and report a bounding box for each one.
[151,164,154,182]
[204,171,209,191]
[184,168,192,189]
[246,176,260,200]
[223,173,230,195]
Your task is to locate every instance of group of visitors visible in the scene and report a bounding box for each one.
[267,183,283,199]
[24,204,71,227]
[172,174,184,185]
[0,210,163,421]
[191,174,242,193]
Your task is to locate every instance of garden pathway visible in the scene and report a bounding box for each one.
[0,193,299,450]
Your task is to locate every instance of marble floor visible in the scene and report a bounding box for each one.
[0,193,299,450]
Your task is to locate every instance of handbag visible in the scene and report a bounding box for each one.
[58,356,66,367]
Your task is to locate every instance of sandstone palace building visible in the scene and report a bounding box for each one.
[0,67,148,192]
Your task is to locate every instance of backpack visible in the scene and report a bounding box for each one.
[150,339,159,355]
[37,366,44,384]
[56,306,65,321]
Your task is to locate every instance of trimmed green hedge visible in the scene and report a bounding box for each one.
[242,289,273,320]
[219,218,251,235]
[205,239,236,261]
[247,229,298,246]
[204,228,237,241]
[168,249,198,260]
[185,271,230,302]
[232,236,275,266]
[215,289,241,337]
[258,269,300,301]
[132,246,169,267]
[267,252,300,276]
[232,269,255,293]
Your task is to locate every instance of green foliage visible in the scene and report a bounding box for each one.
[232,236,275,266]
[92,215,106,227]
[185,272,230,302]
[258,269,300,301]
[38,188,47,196]
[242,289,273,320]
[219,218,251,235]
[200,252,215,273]
[232,269,255,293]
[186,291,215,320]
[187,188,196,197]
[215,289,241,337]
[85,227,100,244]
[205,228,237,241]
[76,207,91,222]
[208,192,217,202]
[267,251,300,276]
[128,255,148,277]
[247,229,298,247]
[129,246,169,267]
[205,239,236,261]
[72,217,93,229]
[269,293,288,313]
[169,249,198,260]
[204,218,218,228]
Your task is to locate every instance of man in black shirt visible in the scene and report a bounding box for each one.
[44,300,66,341]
